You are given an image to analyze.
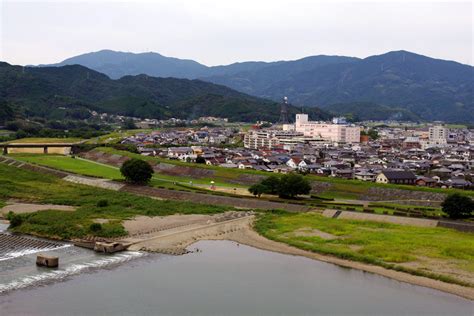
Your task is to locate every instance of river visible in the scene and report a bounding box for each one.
[0,239,472,315]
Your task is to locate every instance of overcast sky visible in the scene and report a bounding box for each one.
[1,0,472,66]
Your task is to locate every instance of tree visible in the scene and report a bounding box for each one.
[368,129,379,140]
[122,119,137,130]
[278,173,312,199]
[441,194,474,219]
[120,158,154,184]
[195,156,206,164]
[248,183,267,198]
[260,175,281,195]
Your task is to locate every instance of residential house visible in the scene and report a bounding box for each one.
[376,170,417,185]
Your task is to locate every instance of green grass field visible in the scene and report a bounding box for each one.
[255,212,474,286]
[12,155,123,179]
[10,154,245,191]
[0,163,231,239]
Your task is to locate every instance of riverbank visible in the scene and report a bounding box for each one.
[3,240,470,316]
[120,212,474,300]
[226,221,474,301]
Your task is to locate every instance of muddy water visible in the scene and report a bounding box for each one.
[0,240,472,315]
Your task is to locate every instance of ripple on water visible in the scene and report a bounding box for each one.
[0,251,147,294]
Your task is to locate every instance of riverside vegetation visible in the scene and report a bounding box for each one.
[0,163,231,239]
[255,211,474,287]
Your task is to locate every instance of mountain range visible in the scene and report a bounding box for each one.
[0,62,328,123]
[43,50,474,123]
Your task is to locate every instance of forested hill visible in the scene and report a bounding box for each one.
[43,50,474,123]
[205,51,473,123]
[0,62,328,123]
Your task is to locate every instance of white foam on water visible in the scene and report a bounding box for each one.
[0,251,146,294]
[0,244,72,262]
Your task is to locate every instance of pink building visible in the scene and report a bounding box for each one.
[290,114,360,143]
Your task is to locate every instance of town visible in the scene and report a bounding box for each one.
[121,114,474,190]
[1,1,473,313]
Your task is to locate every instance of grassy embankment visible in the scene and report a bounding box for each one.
[10,154,244,190]
[13,154,122,179]
[93,147,474,199]
[255,212,474,287]
[10,152,445,216]
[0,163,232,239]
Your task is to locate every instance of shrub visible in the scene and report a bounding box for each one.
[120,158,154,184]
[195,156,206,164]
[89,223,102,232]
[8,213,23,228]
[96,199,109,207]
[441,193,474,219]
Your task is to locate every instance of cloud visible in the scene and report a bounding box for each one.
[1,0,472,65]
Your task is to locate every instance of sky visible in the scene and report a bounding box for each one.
[0,0,472,66]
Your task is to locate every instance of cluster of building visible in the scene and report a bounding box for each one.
[121,127,239,147]
[90,111,229,129]
[134,116,229,129]
[123,114,474,190]
[245,114,361,149]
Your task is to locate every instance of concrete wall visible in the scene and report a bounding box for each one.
[48,147,72,155]
[6,146,71,155]
[7,147,45,154]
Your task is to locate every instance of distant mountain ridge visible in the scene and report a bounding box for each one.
[41,50,474,123]
[0,62,328,122]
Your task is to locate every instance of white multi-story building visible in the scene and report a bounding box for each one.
[243,130,326,149]
[421,125,448,149]
[288,114,360,143]
[429,125,448,144]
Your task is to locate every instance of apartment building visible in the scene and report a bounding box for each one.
[289,114,360,143]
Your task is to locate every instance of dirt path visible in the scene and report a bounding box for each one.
[0,202,76,216]
[122,185,313,212]
[63,175,125,191]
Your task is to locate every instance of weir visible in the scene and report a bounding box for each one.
[0,233,66,261]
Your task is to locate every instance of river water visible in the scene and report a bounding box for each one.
[0,239,472,316]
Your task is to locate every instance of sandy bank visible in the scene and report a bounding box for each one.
[122,213,473,300]
[0,202,76,216]
[224,220,474,301]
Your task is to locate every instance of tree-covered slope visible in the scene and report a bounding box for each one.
[220,51,474,122]
[0,62,329,122]
[42,50,474,122]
